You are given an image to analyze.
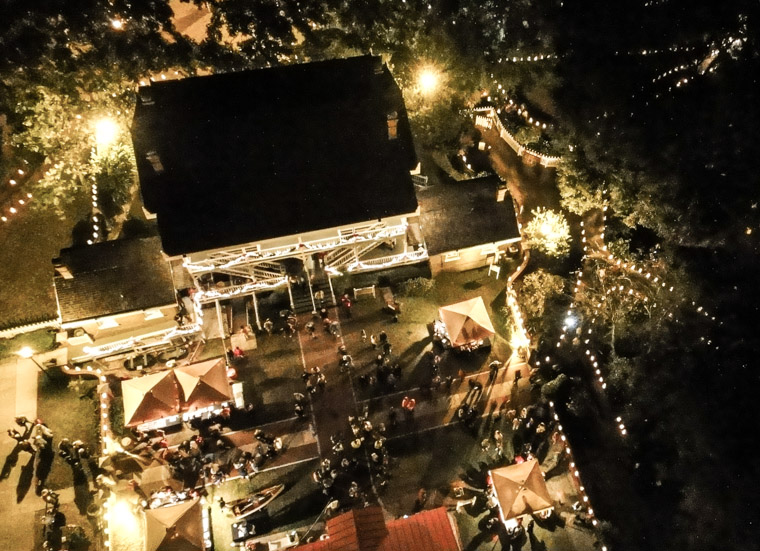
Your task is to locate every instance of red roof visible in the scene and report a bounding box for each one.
[297,507,461,551]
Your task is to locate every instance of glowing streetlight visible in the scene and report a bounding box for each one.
[94,118,118,151]
[418,68,439,95]
[111,19,124,30]
[16,346,52,379]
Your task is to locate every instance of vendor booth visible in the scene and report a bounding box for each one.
[122,357,234,430]
[144,497,210,551]
[436,296,495,351]
[488,459,553,528]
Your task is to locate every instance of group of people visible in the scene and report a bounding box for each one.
[312,412,393,508]
[7,416,53,454]
[262,310,298,338]
[301,365,327,394]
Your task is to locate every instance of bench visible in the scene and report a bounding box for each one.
[353,285,376,300]
[379,287,401,314]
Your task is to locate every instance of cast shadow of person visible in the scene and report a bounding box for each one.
[1,444,22,480]
[70,463,93,514]
[34,444,55,494]
[528,530,548,551]
[16,454,35,503]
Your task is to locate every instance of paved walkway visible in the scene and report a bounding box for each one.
[0,356,41,550]
[295,306,360,457]
[293,304,534,458]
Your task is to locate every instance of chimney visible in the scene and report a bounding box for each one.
[496,184,508,202]
[53,258,74,279]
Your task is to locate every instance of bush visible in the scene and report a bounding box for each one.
[396,277,435,297]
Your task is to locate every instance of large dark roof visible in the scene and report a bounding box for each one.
[54,237,177,323]
[417,176,520,256]
[132,56,418,256]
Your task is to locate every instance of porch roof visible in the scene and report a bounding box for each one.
[53,237,176,324]
[417,175,520,256]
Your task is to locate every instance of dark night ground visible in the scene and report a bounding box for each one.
[548,2,760,550]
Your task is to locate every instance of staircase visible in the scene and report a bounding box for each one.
[290,273,335,314]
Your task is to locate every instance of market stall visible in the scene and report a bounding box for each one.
[436,296,495,351]
[488,459,553,529]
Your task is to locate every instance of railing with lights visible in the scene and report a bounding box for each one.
[474,107,561,167]
[183,221,409,274]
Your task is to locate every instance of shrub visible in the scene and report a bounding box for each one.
[396,277,435,297]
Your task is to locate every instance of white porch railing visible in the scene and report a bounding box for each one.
[345,248,429,273]
[184,223,408,274]
[72,323,202,362]
[194,277,289,304]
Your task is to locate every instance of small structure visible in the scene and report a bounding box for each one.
[51,236,200,364]
[122,370,181,427]
[489,459,553,524]
[122,358,232,429]
[437,297,495,349]
[295,506,461,551]
[144,497,208,551]
[417,176,520,275]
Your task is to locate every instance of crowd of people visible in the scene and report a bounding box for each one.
[311,411,392,511]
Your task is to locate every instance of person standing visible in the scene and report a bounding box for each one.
[263,318,274,336]
[488,360,502,384]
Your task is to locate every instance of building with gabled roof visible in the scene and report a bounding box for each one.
[417,175,521,275]
[131,55,429,325]
[50,236,201,364]
[296,506,462,551]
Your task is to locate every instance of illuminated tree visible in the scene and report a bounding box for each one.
[523,208,571,257]
[515,269,568,336]
[555,149,604,216]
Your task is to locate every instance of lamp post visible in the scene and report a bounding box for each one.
[16,346,52,381]
[94,117,118,154]
[417,67,440,96]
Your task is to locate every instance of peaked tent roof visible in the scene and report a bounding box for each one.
[121,357,230,427]
[174,358,232,408]
[132,55,418,256]
[490,459,553,520]
[296,506,461,551]
[122,371,181,427]
[438,297,496,347]
[144,497,204,551]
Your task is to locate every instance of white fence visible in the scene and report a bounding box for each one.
[473,107,561,168]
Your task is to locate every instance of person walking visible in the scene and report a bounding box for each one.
[401,396,416,420]
[488,360,502,384]
[306,320,317,339]
[360,329,367,343]
[263,318,274,336]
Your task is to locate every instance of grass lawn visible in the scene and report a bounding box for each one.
[0,328,56,360]
[36,374,100,490]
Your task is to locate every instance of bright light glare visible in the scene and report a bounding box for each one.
[17,346,34,359]
[111,19,124,30]
[111,499,139,532]
[564,315,577,328]
[418,68,439,94]
[95,118,118,148]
